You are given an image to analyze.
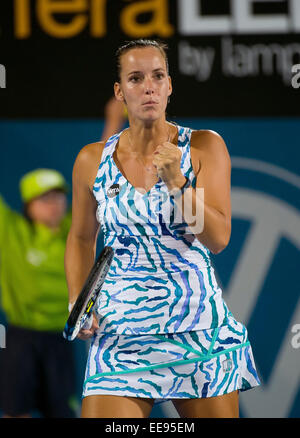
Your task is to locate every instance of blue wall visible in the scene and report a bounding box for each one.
[0,118,299,418]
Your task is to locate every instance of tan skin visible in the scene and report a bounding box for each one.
[101,96,127,142]
[65,46,236,418]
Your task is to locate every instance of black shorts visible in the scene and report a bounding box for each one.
[0,325,77,417]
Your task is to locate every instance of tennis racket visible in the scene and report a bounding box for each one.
[63,246,114,341]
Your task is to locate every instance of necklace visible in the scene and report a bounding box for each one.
[127,126,171,173]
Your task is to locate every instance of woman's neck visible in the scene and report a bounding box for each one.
[126,118,172,156]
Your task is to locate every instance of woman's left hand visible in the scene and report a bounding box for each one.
[152,142,186,190]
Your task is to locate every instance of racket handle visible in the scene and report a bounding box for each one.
[82,314,93,330]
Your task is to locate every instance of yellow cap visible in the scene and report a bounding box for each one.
[20,169,68,203]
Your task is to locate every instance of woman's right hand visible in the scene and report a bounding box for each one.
[77,313,99,340]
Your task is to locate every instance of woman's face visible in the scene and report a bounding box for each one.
[115,47,172,123]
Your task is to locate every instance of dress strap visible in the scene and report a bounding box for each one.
[176,125,196,184]
[100,132,121,161]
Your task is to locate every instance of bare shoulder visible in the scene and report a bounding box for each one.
[191,129,229,154]
[190,129,231,173]
[75,141,105,166]
[73,141,105,190]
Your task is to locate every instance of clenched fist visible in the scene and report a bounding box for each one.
[152,142,186,190]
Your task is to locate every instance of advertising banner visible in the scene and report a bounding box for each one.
[0,0,299,117]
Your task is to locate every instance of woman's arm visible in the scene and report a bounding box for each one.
[101,97,127,142]
[188,130,231,254]
[64,142,105,336]
[156,130,231,254]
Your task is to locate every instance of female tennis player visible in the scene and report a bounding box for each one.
[65,39,260,418]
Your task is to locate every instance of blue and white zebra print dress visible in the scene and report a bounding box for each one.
[83,124,261,401]
[93,124,229,334]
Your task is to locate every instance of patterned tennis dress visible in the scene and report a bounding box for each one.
[83,124,260,402]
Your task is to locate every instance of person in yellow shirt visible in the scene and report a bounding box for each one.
[0,169,77,418]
